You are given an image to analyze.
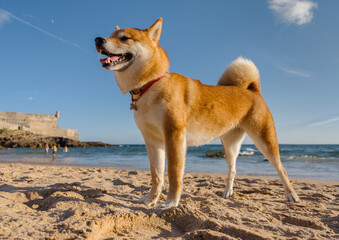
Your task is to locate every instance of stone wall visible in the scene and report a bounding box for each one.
[0,111,79,141]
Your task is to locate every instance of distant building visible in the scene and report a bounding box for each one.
[0,110,78,141]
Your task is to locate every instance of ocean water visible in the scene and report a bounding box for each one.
[0,144,338,181]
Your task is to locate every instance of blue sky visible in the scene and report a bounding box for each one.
[0,0,338,144]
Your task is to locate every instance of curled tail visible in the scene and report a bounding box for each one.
[218,57,261,93]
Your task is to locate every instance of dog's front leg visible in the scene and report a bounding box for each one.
[158,127,186,209]
[139,139,165,207]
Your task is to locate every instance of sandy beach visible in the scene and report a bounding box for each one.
[0,162,338,239]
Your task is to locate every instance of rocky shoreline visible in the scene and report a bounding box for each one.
[0,129,117,149]
[205,151,225,158]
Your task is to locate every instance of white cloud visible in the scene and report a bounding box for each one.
[0,9,11,27]
[268,0,318,25]
[277,65,312,77]
[27,97,33,101]
[25,14,36,19]
[308,117,339,127]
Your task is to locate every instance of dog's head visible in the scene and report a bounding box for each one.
[95,18,169,94]
[95,18,165,71]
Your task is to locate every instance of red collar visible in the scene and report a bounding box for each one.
[129,75,165,111]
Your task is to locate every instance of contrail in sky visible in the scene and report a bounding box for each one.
[277,65,312,78]
[0,8,92,54]
[308,117,339,127]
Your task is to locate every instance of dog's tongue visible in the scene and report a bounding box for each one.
[100,56,120,63]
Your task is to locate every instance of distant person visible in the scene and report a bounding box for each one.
[45,143,49,154]
[63,146,68,152]
[52,145,58,158]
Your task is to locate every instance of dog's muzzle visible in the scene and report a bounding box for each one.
[95,37,106,48]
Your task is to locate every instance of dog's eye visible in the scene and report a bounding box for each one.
[120,36,130,42]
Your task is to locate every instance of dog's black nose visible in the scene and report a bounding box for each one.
[95,37,106,47]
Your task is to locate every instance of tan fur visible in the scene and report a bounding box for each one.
[218,57,261,92]
[96,18,299,208]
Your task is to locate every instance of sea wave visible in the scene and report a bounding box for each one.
[283,155,338,161]
[239,150,255,156]
[244,148,258,152]
[239,148,258,156]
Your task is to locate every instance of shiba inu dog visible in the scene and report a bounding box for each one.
[95,18,299,208]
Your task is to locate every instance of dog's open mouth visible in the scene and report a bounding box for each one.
[99,50,133,66]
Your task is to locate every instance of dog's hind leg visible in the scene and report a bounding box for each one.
[138,139,165,207]
[220,128,246,198]
[245,112,300,202]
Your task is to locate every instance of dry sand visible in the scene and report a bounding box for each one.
[0,162,338,239]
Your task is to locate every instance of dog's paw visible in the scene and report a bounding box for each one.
[156,201,178,209]
[222,188,233,198]
[286,192,300,202]
[138,195,159,207]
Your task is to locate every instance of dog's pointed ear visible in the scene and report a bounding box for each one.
[147,18,163,44]
[115,26,120,31]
